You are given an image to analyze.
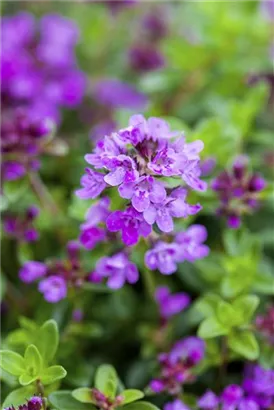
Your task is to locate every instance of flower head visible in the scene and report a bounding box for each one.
[93,253,139,289]
[38,275,67,303]
[155,286,190,319]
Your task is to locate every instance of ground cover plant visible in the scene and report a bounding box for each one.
[1,1,274,410]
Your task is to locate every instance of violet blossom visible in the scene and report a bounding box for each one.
[149,337,205,395]
[164,399,191,410]
[91,252,139,289]
[3,206,40,242]
[106,206,151,246]
[212,156,266,229]
[155,286,190,319]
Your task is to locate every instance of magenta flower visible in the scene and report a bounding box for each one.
[164,399,191,410]
[119,176,166,213]
[155,286,190,319]
[93,78,148,110]
[143,187,201,232]
[197,390,219,410]
[145,242,180,275]
[38,275,67,303]
[84,197,110,226]
[3,206,40,242]
[79,226,106,250]
[103,155,139,186]
[107,206,151,246]
[150,337,205,396]
[19,261,47,283]
[94,253,139,289]
[175,224,209,262]
[212,157,266,228]
[128,45,165,72]
[75,168,107,199]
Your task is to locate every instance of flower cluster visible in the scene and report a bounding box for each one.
[255,305,274,344]
[77,115,206,232]
[154,286,190,321]
[19,241,88,303]
[1,12,85,122]
[1,13,85,181]
[5,396,43,410]
[196,365,274,410]
[128,10,166,72]
[212,156,266,228]
[89,388,124,410]
[145,224,209,275]
[3,205,39,242]
[149,337,205,395]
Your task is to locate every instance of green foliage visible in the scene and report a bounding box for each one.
[198,294,259,359]
[94,364,118,399]
[49,391,94,410]
[2,385,37,409]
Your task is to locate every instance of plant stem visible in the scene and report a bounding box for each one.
[36,380,46,410]
[28,172,59,215]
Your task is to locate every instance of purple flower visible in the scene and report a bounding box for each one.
[90,119,117,143]
[106,206,151,246]
[79,226,106,250]
[169,337,205,366]
[142,11,168,41]
[145,242,180,275]
[94,79,148,110]
[198,390,219,409]
[238,398,259,410]
[143,187,201,232]
[175,224,209,262]
[94,253,139,289]
[150,337,205,396]
[119,176,166,213]
[128,45,165,72]
[221,385,243,407]
[19,261,47,283]
[212,157,266,228]
[103,155,139,186]
[27,396,43,410]
[1,161,26,181]
[84,197,110,226]
[243,365,274,404]
[75,168,107,199]
[3,206,40,242]
[38,275,67,303]
[155,286,190,319]
[164,399,191,410]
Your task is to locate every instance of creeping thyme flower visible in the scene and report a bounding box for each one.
[79,197,110,249]
[155,286,190,320]
[149,337,205,395]
[1,12,85,122]
[19,241,91,303]
[128,45,165,72]
[255,305,274,344]
[197,390,219,409]
[4,396,43,410]
[91,252,139,289]
[164,399,191,410]
[3,206,39,242]
[107,206,151,246]
[93,79,148,110]
[145,224,209,275]
[77,115,205,233]
[212,156,266,228]
[243,364,274,408]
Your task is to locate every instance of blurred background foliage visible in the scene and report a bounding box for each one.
[1,1,274,407]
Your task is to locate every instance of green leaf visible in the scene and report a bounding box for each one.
[0,350,25,376]
[95,364,118,398]
[49,391,95,410]
[2,385,36,408]
[37,320,59,363]
[120,389,144,405]
[198,317,229,339]
[253,272,274,295]
[232,295,259,324]
[72,387,95,404]
[19,372,38,386]
[228,330,259,360]
[194,294,222,318]
[24,345,43,376]
[216,301,242,327]
[40,365,67,385]
[18,316,38,332]
[123,402,160,410]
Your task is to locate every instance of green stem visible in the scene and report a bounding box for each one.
[28,172,59,215]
